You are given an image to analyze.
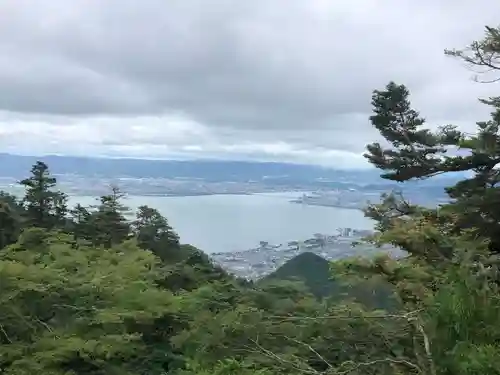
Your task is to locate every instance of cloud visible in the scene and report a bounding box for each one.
[0,112,364,167]
[0,0,499,167]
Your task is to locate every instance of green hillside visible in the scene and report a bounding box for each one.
[261,252,339,297]
[261,252,397,309]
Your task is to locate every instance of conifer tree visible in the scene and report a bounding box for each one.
[69,203,93,244]
[364,25,500,254]
[19,161,67,229]
[133,205,180,262]
[90,186,130,248]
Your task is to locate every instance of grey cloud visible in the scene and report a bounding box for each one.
[0,0,499,160]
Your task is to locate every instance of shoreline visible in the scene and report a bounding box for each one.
[2,186,368,211]
[68,190,304,198]
[70,192,366,210]
[66,191,367,211]
[289,199,364,212]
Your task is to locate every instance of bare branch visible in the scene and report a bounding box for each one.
[264,309,423,322]
[0,323,12,344]
[337,357,422,375]
[248,338,320,375]
[414,319,436,375]
[445,26,500,83]
[282,335,334,371]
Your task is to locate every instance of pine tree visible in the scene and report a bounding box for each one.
[365,80,500,254]
[133,205,180,262]
[90,186,130,248]
[19,161,67,229]
[364,26,500,254]
[69,203,93,244]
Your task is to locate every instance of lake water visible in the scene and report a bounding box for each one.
[68,192,373,254]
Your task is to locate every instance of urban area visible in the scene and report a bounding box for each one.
[210,228,401,280]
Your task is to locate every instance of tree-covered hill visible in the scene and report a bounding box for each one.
[261,252,397,310]
[261,252,341,298]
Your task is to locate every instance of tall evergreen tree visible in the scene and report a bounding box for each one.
[133,205,180,262]
[365,80,500,254]
[69,203,93,244]
[364,26,500,255]
[52,191,69,228]
[19,161,67,229]
[90,186,130,248]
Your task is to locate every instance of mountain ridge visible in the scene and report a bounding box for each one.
[0,152,382,182]
[0,152,463,185]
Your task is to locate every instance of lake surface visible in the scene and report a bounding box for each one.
[68,192,373,254]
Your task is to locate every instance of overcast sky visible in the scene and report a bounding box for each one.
[0,0,499,168]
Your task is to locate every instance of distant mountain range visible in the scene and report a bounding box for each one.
[0,153,377,181]
[0,153,465,189]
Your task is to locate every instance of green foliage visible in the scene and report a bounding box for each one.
[427,268,500,375]
[262,252,397,310]
[262,252,336,298]
[133,205,181,262]
[179,358,274,375]
[2,23,500,374]
[0,229,174,375]
[19,161,68,229]
[68,203,93,244]
[347,24,500,373]
[88,186,131,248]
[364,67,500,254]
[0,201,21,250]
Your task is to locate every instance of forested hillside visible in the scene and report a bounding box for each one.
[1,24,500,375]
[261,252,397,310]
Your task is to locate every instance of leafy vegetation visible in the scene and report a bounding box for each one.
[261,252,340,298]
[1,23,500,374]
[261,252,396,310]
